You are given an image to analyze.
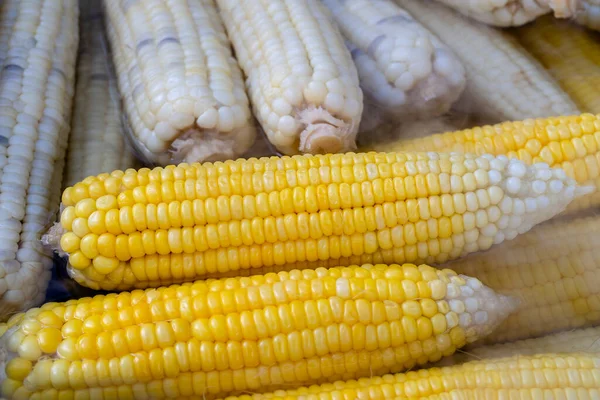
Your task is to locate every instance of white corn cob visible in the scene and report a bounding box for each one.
[104,0,256,166]
[217,0,364,155]
[395,0,580,122]
[322,0,466,121]
[576,0,600,30]
[432,0,580,26]
[64,0,138,187]
[0,0,78,320]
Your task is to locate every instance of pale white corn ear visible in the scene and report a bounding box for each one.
[104,0,256,166]
[0,0,78,320]
[64,0,138,187]
[432,0,581,26]
[217,0,363,155]
[396,0,580,122]
[323,0,466,121]
[576,0,600,30]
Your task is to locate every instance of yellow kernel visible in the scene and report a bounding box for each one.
[60,207,77,231]
[37,328,63,353]
[18,335,42,361]
[92,256,120,275]
[61,320,83,338]
[71,218,91,238]
[6,358,33,381]
[69,252,91,270]
[59,233,81,254]
[96,195,118,211]
[79,234,99,259]
[75,199,96,218]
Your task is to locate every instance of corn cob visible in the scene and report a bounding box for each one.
[464,327,600,360]
[387,113,600,215]
[104,0,256,166]
[576,0,600,30]
[395,0,580,122]
[322,0,466,121]
[515,16,600,115]
[0,264,516,400]
[431,0,580,26]
[0,0,78,321]
[446,213,600,345]
[53,151,586,291]
[223,353,600,400]
[216,0,363,156]
[63,0,137,188]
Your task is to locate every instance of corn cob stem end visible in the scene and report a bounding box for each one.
[169,128,252,164]
[40,223,66,258]
[298,107,357,154]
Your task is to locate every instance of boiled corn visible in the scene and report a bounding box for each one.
[396,0,580,122]
[515,16,600,114]
[322,0,466,121]
[387,113,600,215]
[447,213,600,345]
[432,0,580,26]
[0,264,516,399]
[222,353,600,400]
[216,0,363,155]
[54,152,586,291]
[0,0,78,320]
[64,0,137,188]
[104,0,256,166]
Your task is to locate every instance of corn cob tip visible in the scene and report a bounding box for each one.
[450,275,519,343]
[298,107,358,154]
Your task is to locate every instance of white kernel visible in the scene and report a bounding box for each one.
[464,229,479,243]
[218,107,235,132]
[464,297,478,313]
[459,313,472,328]
[525,198,537,213]
[493,232,505,245]
[488,170,502,185]
[154,121,177,141]
[344,98,362,118]
[467,277,483,290]
[446,284,460,299]
[508,216,523,229]
[553,169,568,180]
[499,197,513,213]
[213,90,236,106]
[536,195,550,209]
[446,312,459,328]
[497,215,510,229]
[324,92,345,113]
[278,115,298,137]
[196,108,218,129]
[533,162,550,170]
[474,311,488,325]
[549,180,564,193]
[490,159,506,171]
[481,223,498,237]
[505,177,521,194]
[513,199,525,215]
[507,161,527,178]
[272,98,292,116]
[449,299,465,313]
[304,81,327,104]
[532,180,547,195]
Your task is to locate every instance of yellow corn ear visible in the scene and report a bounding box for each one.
[0,264,516,399]
[54,152,585,291]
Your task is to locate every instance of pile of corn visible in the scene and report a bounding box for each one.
[1,0,600,399]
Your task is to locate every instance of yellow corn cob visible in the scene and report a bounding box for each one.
[0,0,78,321]
[387,113,600,215]
[464,327,600,360]
[515,16,600,115]
[576,0,600,30]
[0,264,517,400]
[216,0,363,155]
[222,353,600,400]
[446,213,600,345]
[53,152,586,291]
[431,0,579,26]
[322,0,466,121]
[63,0,137,188]
[104,0,256,166]
[395,0,580,122]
